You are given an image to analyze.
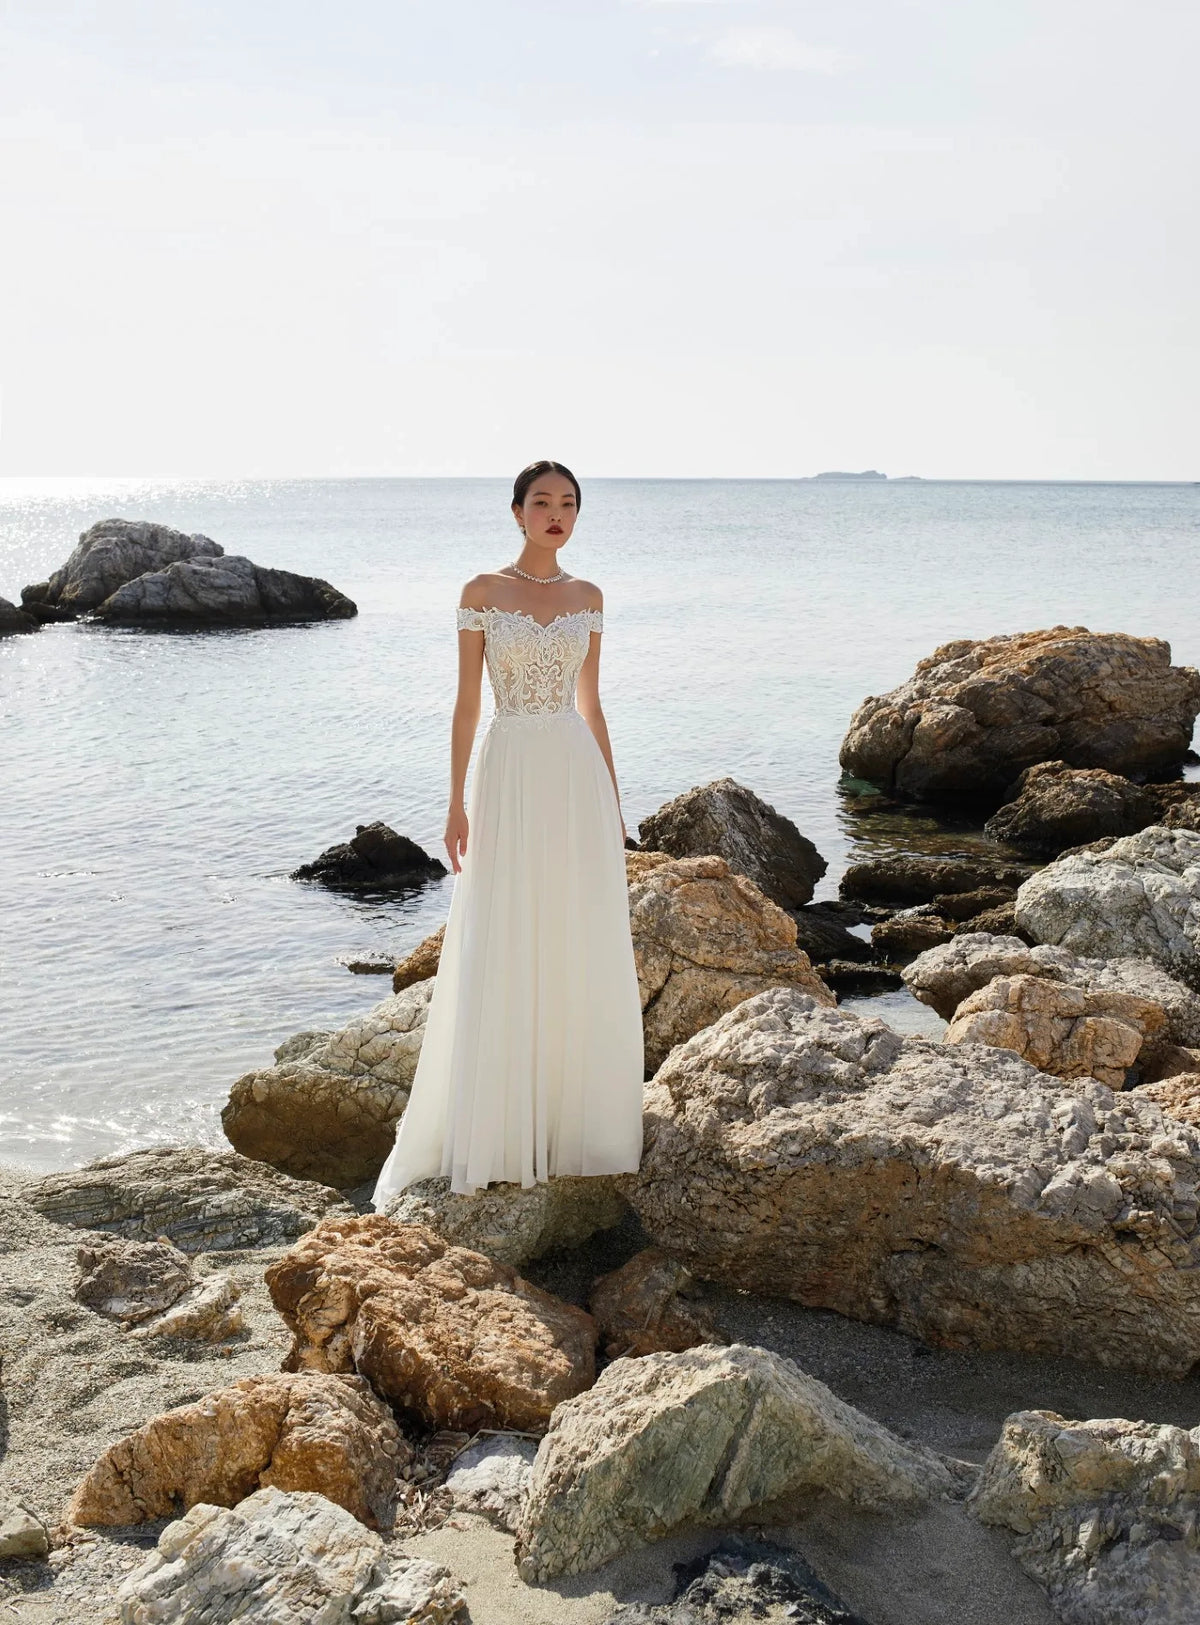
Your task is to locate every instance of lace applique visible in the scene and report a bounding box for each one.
[456,606,603,716]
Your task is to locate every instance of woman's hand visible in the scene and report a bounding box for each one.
[445,805,469,873]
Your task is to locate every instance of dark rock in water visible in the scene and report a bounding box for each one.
[603,1534,872,1624]
[790,903,874,965]
[871,912,955,960]
[638,778,826,909]
[840,627,1200,800]
[22,1145,352,1252]
[21,517,356,625]
[292,821,446,891]
[933,886,1019,921]
[841,855,1031,908]
[820,960,903,994]
[0,595,38,634]
[984,761,1156,855]
[955,901,1033,941]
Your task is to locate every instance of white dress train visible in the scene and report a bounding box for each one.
[370,604,645,1204]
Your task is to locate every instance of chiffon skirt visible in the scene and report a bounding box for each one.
[370,707,645,1204]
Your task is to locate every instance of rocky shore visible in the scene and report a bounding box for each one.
[6,624,1200,1624]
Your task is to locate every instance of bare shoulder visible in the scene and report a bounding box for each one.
[458,574,494,610]
[571,577,604,611]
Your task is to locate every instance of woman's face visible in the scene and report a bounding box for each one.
[513,472,578,548]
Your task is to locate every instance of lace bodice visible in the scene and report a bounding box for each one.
[457,605,602,716]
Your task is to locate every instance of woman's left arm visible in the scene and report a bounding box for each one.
[575,608,627,843]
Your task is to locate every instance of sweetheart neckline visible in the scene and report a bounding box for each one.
[464,606,600,632]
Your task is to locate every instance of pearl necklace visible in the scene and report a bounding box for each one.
[508,562,568,584]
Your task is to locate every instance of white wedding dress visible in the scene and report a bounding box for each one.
[370,604,645,1204]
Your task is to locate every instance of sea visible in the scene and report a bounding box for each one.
[2,476,1198,1173]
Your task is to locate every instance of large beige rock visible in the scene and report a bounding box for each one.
[943,972,1164,1089]
[222,982,433,1186]
[1015,826,1200,989]
[588,1247,725,1358]
[840,627,1200,800]
[67,1371,408,1531]
[393,924,445,992]
[970,1409,1200,1625]
[22,1145,352,1252]
[514,1342,959,1581]
[627,852,834,1073]
[264,1215,596,1431]
[624,986,1200,1373]
[636,777,827,909]
[115,1486,466,1625]
[380,1173,629,1267]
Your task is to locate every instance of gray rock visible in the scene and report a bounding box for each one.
[984,761,1156,855]
[638,777,827,909]
[75,1235,194,1323]
[840,627,1200,800]
[23,1145,352,1252]
[1015,826,1200,988]
[0,1492,50,1559]
[114,1485,465,1623]
[624,986,1200,1373]
[514,1342,960,1582]
[273,1029,334,1065]
[92,552,356,624]
[222,982,434,1188]
[21,519,223,616]
[378,1171,629,1267]
[444,1434,538,1531]
[969,1408,1200,1625]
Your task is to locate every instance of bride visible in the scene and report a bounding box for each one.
[370,460,645,1205]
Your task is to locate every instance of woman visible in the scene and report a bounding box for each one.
[370,460,645,1204]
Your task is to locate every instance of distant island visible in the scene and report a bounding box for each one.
[802,471,924,482]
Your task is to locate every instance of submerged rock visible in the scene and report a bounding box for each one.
[870,911,955,961]
[984,761,1157,855]
[265,1215,596,1431]
[840,627,1200,800]
[624,986,1200,1373]
[970,1409,1200,1625]
[68,1371,408,1530]
[292,820,446,891]
[637,777,827,909]
[841,855,1031,908]
[514,1342,958,1581]
[23,1145,352,1252]
[222,981,433,1187]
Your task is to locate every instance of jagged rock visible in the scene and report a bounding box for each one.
[514,1342,958,1582]
[273,1029,332,1064]
[0,595,38,634]
[130,1272,246,1342]
[623,986,1200,1373]
[1162,798,1200,833]
[93,553,356,624]
[944,973,1164,1090]
[870,912,955,960]
[380,1173,629,1267]
[1136,1075,1200,1126]
[602,1535,873,1625]
[114,1486,466,1624]
[969,1409,1200,1625]
[628,852,834,1073]
[934,887,1017,921]
[1015,827,1200,988]
[74,1236,194,1323]
[67,1371,408,1530]
[984,761,1157,855]
[588,1247,724,1358]
[23,1145,352,1252]
[21,519,223,617]
[393,925,446,992]
[637,778,827,909]
[444,1435,538,1532]
[292,821,446,891]
[0,1492,50,1558]
[956,901,1026,939]
[840,627,1200,800]
[841,855,1031,908]
[222,982,433,1187]
[265,1215,596,1431]
[903,933,1200,1062]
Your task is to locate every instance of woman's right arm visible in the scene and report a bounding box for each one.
[444,586,486,872]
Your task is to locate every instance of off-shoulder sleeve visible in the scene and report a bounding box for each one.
[585,609,603,634]
[456,606,486,632]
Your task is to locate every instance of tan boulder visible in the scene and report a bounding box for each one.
[627,851,834,1072]
[67,1371,408,1530]
[588,1247,725,1358]
[1136,1075,1200,1127]
[392,924,445,992]
[944,972,1165,1088]
[264,1215,596,1432]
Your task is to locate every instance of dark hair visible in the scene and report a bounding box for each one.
[512,460,582,512]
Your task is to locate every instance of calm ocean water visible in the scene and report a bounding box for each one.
[2,477,1198,1173]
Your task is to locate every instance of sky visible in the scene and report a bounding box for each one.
[0,0,1196,479]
